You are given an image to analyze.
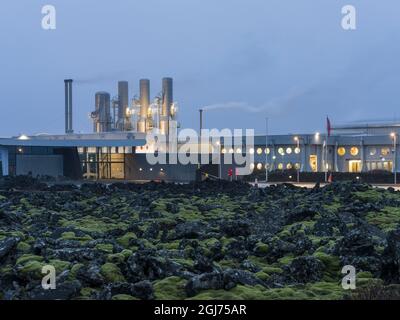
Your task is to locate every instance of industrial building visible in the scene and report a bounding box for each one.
[0,78,399,182]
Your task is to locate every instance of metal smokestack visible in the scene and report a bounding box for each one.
[94,92,111,133]
[161,77,173,135]
[64,79,73,134]
[139,79,150,133]
[117,81,129,131]
[199,109,203,134]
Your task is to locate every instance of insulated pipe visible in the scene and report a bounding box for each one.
[64,79,73,134]
[139,79,150,133]
[160,77,173,135]
[118,81,129,131]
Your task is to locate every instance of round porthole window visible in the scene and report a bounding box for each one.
[350,147,359,156]
[338,147,346,156]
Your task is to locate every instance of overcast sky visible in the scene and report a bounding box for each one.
[0,0,399,136]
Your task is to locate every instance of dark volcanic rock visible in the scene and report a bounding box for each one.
[0,237,19,261]
[284,256,324,284]
[27,280,82,300]
[185,269,264,297]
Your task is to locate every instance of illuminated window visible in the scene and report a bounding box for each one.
[249,148,255,155]
[369,148,377,156]
[286,163,293,170]
[257,163,263,170]
[265,148,270,154]
[236,148,242,154]
[278,163,284,170]
[257,148,263,155]
[294,147,301,154]
[350,147,359,156]
[381,147,390,156]
[278,148,285,156]
[250,163,255,170]
[338,147,346,156]
[286,148,292,154]
[229,148,234,154]
[295,163,301,170]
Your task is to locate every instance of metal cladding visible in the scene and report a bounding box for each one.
[138,79,150,133]
[64,79,73,134]
[117,81,129,131]
[95,92,111,133]
[161,77,173,135]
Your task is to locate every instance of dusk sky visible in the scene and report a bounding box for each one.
[0,0,399,136]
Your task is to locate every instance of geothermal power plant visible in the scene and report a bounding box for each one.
[71,78,178,135]
[1,77,400,183]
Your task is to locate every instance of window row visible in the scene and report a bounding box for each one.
[221,147,301,155]
[337,146,392,157]
[250,162,301,170]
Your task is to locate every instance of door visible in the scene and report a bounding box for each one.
[309,155,318,172]
[349,160,361,173]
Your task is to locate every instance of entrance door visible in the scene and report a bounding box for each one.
[309,155,318,172]
[349,160,362,173]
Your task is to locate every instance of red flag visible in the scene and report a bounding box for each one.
[326,117,332,137]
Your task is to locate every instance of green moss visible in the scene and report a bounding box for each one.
[255,271,270,281]
[313,252,340,280]
[161,240,180,250]
[95,243,114,253]
[112,294,138,300]
[107,253,125,264]
[60,216,128,234]
[17,261,45,279]
[117,232,137,248]
[16,254,44,265]
[69,263,84,279]
[278,254,295,266]
[366,207,400,232]
[80,287,97,298]
[255,242,269,254]
[100,263,125,283]
[262,266,283,274]
[357,271,373,279]
[48,259,71,272]
[153,276,187,300]
[61,231,93,242]
[16,242,31,252]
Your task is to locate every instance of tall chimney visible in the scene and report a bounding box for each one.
[64,79,73,134]
[138,79,150,133]
[160,77,173,135]
[117,81,129,131]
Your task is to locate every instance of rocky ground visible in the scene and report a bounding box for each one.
[1,176,400,300]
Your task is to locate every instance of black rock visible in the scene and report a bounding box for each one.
[27,280,82,300]
[0,237,19,261]
[284,256,324,284]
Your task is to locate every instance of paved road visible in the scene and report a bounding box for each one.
[251,182,400,191]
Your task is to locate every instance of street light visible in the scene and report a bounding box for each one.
[294,136,300,183]
[391,132,397,185]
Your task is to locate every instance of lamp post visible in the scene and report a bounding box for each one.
[391,132,397,185]
[294,136,301,183]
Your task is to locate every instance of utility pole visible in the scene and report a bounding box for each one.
[265,117,269,183]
